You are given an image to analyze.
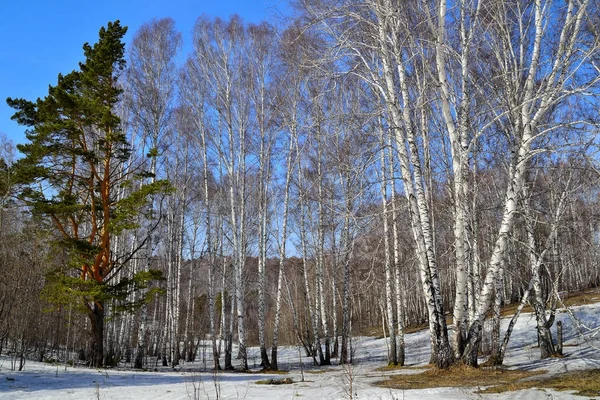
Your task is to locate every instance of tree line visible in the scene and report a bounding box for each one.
[1,0,599,371]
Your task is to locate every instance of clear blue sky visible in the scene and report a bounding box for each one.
[0,0,289,148]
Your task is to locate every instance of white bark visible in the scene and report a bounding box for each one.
[315,118,331,365]
[128,18,181,369]
[379,125,397,365]
[462,0,595,364]
[298,170,325,365]
[271,98,297,370]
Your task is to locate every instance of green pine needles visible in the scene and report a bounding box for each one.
[7,21,170,367]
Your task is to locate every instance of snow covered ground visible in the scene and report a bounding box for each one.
[1,303,599,399]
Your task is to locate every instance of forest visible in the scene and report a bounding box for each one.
[1,0,599,377]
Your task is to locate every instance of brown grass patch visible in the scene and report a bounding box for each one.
[501,287,600,318]
[374,364,544,391]
[375,364,600,397]
[559,287,600,308]
[499,302,534,318]
[480,368,600,397]
[358,326,385,338]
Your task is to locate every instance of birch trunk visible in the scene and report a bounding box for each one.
[128,19,180,369]
[379,126,397,365]
[315,124,331,365]
[270,107,296,371]
[338,172,354,364]
[491,278,534,366]
[299,182,325,365]
[462,0,593,365]
[371,0,453,367]
[388,141,405,366]
[170,150,188,367]
[252,26,274,370]
[430,0,481,360]
[330,218,339,359]
[523,180,569,359]
[200,116,221,370]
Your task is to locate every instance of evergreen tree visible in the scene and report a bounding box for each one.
[7,21,168,367]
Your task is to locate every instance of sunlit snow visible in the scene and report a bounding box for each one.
[1,303,599,399]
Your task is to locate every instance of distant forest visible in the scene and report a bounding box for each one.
[1,0,599,372]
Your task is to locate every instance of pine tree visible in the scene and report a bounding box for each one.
[7,21,168,367]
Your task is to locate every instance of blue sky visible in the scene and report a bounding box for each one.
[0,0,289,147]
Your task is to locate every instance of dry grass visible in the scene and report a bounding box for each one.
[501,287,600,318]
[480,368,600,396]
[375,364,600,397]
[499,301,534,318]
[366,287,600,395]
[559,287,600,307]
[358,326,385,338]
[374,364,544,391]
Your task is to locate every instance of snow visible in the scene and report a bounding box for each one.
[1,304,599,399]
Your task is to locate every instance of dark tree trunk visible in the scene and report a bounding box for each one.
[134,345,144,369]
[556,321,563,356]
[88,302,104,368]
[213,342,221,371]
[323,337,331,365]
[534,300,557,359]
[271,347,278,370]
[332,336,338,359]
[224,334,234,370]
[398,336,405,366]
[261,347,271,370]
[538,325,556,359]
[173,345,180,367]
[340,335,348,364]
[462,321,482,367]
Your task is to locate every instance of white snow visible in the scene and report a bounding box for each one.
[1,303,599,399]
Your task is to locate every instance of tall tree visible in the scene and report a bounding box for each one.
[127,17,181,369]
[8,21,167,367]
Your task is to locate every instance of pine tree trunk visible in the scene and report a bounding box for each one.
[88,302,104,368]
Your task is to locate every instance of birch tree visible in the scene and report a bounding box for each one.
[190,16,252,370]
[246,22,278,370]
[461,0,600,365]
[378,123,397,365]
[127,17,181,369]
